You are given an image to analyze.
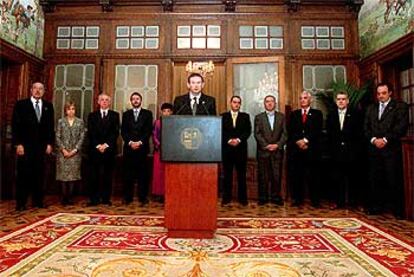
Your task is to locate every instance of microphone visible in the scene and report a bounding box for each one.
[200,100,210,116]
[174,101,190,115]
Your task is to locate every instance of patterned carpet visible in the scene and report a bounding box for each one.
[1,213,413,276]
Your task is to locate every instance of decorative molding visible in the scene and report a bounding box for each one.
[162,0,174,12]
[285,0,300,13]
[99,0,113,12]
[223,0,237,12]
[39,0,56,13]
[345,0,363,16]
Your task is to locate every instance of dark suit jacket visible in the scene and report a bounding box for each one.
[121,108,153,157]
[364,99,408,153]
[287,108,323,160]
[221,111,252,160]
[326,108,362,162]
[254,111,287,158]
[12,98,55,156]
[87,110,120,159]
[173,93,216,115]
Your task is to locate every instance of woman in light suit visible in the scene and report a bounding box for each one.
[56,101,85,205]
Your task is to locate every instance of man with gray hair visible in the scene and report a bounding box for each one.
[287,91,323,207]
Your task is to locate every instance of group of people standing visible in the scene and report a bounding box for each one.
[12,76,408,218]
[221,82,408,219]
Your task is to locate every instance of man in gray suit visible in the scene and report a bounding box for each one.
[254,95,287,206]
[364,82,408,217]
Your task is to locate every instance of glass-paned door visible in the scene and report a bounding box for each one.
[114,65,158,117]
[53,64,95,125]
[230,57,284,158]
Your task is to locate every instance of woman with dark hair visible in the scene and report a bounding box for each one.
[151,102,173,203]
[55,101,85,205]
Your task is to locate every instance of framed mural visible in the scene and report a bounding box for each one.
[359,0,413,58]
[0,0,44,58]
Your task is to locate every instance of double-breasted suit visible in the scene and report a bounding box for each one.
[287,108,323,206]
[326,108,362,206]
[173,93,217,115]
[221,111,252,205]
[364,99,408,215]
[254,111,287,205]
[12,98,54,209]
[121,108,153,204]
[87,110,120,204]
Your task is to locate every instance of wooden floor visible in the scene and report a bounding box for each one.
[1,196,414,245]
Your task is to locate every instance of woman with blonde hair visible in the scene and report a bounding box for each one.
[55,101,85,205]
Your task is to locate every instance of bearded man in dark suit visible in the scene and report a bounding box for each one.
[173,73,216,116]
[364,82,408,217]
[254,95,287,206]
[121,92,153,206]
[221,96,252,206]
[12,82,55,211]
[326,91,363,209]
[287,91,323,207]
[87,93,119,206]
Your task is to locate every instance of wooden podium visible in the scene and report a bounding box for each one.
[161,116,222,238]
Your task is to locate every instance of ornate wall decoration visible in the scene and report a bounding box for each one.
[0,0,44,58]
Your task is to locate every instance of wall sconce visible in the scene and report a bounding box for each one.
[185,60,215,78]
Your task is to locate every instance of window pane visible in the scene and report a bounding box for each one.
[335,66,346,83]
[55,66,65,88]
[269,26,283,37]
[127,66,146,88]
[66,65,84,87]
[83,90,93,122]
[315,66,334,90]
[147,66,158,88]
[239,26,253,37]
[303,66,313,90]
[207,38,220,49]
[85,65,95,87]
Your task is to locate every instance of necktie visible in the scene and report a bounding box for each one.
[134,109,139,121]
[302,110,307,124]
[35,100,41,122]
[102,111,107,119]
[339,111,345,130]
[192,97,198,116]
[379,103,385,119]
[232,112,237,127]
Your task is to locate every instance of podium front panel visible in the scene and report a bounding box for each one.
[161,115,222,162]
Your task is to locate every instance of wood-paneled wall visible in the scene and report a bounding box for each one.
[42,1,361,113]
[0,39,46,199]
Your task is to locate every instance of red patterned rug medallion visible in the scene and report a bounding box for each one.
[0,214,413,276]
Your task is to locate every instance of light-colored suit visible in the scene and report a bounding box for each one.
[254,111,287,204]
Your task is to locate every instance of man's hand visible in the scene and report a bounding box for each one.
[373,138,387,149]
[265,144,279,151]
[296,139,308,150]
[130,141,142,150]
[228,138,240,147]
[16,144,24,156]
[46,145,53,155]
[97,144,108,153]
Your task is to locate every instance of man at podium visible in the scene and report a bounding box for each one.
[173,73,216,116]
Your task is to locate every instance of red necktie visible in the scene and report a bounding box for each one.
[302,110,307,124]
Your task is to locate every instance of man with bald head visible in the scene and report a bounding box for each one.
[12,82,55,211]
